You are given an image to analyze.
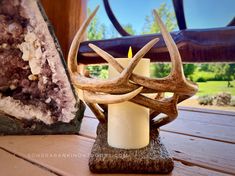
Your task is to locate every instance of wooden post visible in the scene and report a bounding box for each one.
[40,0,87,59]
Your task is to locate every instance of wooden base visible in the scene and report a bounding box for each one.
[89,123,174,174]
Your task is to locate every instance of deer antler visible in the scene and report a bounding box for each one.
[67,7,198,127]
[68,6,156,101]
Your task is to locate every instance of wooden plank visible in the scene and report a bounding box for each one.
[79,117,235,175]
[178,106,235,116]
[0,135,229,176]
[161,131,235,175]
[0,135,93,176]
[0,149,56,176]
[84,108,235,143]
[80,117,98,138]
[175,110,235,126]
[84,108,96,118]
[161,111,235,144]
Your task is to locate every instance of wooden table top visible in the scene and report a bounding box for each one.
[0,106,235,176]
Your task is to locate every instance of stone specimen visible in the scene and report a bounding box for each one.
[0,0,85,135]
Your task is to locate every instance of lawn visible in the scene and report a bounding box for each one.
[196,81,235,96]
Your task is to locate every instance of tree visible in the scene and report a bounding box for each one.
[123,24,136,35]
[213,64,235,87]
[199,64,210,72]
[87,8,104,40]
[183,64,196,77]
[150,63,171,78]
[142,3,177,34]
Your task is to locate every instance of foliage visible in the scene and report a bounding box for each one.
[183,64,196,77]
[198,64,235,86]
[150,63,171,78]
[86,65,108,78]
[213,64,235,87]
[142,3,177,34]
[191,70,216,82]
[99,67,109,79]
[123,24,136,35]
[150,63,196,79]
[199,64,212,72]
[87,8,104,40]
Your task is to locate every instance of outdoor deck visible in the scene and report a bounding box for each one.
[0,107,235,176]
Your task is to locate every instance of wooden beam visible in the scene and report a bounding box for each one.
[41,0,87,58]
[78,27,235,64]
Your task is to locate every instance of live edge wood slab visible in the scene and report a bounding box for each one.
[78,26,235,64]
[89,123,174,174]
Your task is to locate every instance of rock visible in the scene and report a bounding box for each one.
[215,92,231,106]
[198,95,213,105]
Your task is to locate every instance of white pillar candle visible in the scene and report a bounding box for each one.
[108,57,150,149]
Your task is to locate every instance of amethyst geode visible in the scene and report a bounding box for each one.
[0,0,85,134]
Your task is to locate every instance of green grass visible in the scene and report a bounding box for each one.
[197,81,235,96]
[191,71,216,82]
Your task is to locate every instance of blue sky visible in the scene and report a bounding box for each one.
[88,0,235,34]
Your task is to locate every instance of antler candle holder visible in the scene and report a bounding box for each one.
[67,6,198,174]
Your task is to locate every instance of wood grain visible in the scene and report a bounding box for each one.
[79,117,235,175]
[178,106,235,116]
[0,135,229,176]
[0,149,56,176]
[161,131,235,175]
[40,0,87,58]
[78,27,235,64]
[161,110,235,143]
[84,108,235,143]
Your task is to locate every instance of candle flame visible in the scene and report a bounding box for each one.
[128,46,132,58]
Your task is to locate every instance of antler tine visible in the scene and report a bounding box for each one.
[89,38,158,78]
[121,38,158,80]
[153,10,184,78]
[98,104,108,113]
[72,38,158,94]
[88,43,154,93]
[67,6,144,95]
[83,87,143,104]
[131,94,178,118]
[86,102,106,123]
[154,11,198,95]
[150,94,190,120]
[68,6,99,73]
[89,42,197,95]
[150,92,164,115]
[88,43,123,73]
[151,94,179,127]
